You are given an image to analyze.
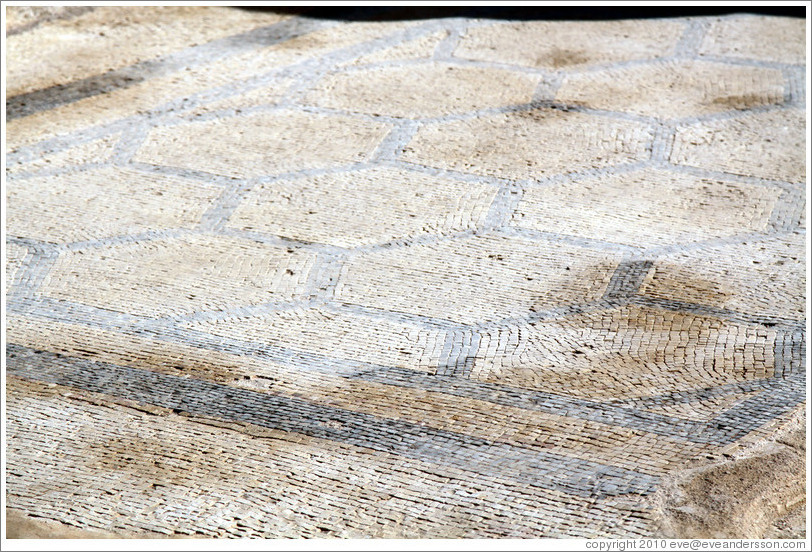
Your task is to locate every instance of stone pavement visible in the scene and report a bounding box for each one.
[3,6,808,540]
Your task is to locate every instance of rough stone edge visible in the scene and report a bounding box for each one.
[4,508,201,539]
[648,405,807,539]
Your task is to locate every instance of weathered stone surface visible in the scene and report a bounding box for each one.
[5,8,806,541]
[653,408,805,539]
[6,167,221,243]
[134,110,392,178]
[343,30,449,66]
[305,62,539,118]
[454,19,684,70]
[41,234,316,317]
[5,243,28,295]
[640,233,806,320]
[513,168,778,247]
[6,134,119,176]
[5,6,288,97]
[335,234,620,324]
[671,108,806,183]
[188,308,443,371]
[556,60,784,119]
[473,306,776,400]
[699,16,806,64]
[228,167,496,247]
[402,109,652,180]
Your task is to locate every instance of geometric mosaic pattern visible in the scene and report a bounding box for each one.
[4,7,807,539]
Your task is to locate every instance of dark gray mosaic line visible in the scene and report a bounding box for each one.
[631,296,803,331]
[351,366,727,444]
[710,373,806,442]
[602,260,655,303]
[608,374,804,408]
[6,294,801,449]
[6,343,658,499]
[774,326,807,379]
[6,17,336,120]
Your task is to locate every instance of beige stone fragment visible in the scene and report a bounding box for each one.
[474,306,776,400]
[402,109,652,180]
[335,234,620,324]
[188,81,293,116]
[343,30,449,66]
[644,392,760,422]
[6,7,289,97]
[454,19,684,70]
[671,108,806,183]
[134,111,391,178]
[640,233,805,320]
[305,62,539,118]
[556,60,784,119]
[228,167,496,247]
[4,313,700,476]
[6,20,414,151]
[41,234,316,317]
[514,168,778,247]
[699,16,806,64]
[189,309,441,371]
[6,134,120,176]
[229,19,417,75]
[6,377,639,538]
[5,6,90,34]
[5,243,29,295]
[6,167,221,244]
[5,314,293,386]
[654,409,806,539]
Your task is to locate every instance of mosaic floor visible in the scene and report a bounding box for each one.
[4,6,807,539]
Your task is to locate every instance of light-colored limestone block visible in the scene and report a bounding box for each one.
[188,308,442,371]
[188,81,293,116]
[6,166,221,243]
[6,134,119,176]
[473,306,776,400]
[305,62,539,118]
[335,234,621,324]
[556,60,784,119]
[513,168,778,247]
[6,20,414,151]
[343,30,449,66]
[671,108,806,183]
[41,234,316,317]
[6,377,650,539]
[699,16,806,64]
[6,7,289,97]
[228,167,496,247]
[402,109,652,180]
[454,19,684,70]
[640,233,806,320]
[134,111,391,178]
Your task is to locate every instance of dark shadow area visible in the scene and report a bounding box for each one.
[236,6,806,21]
